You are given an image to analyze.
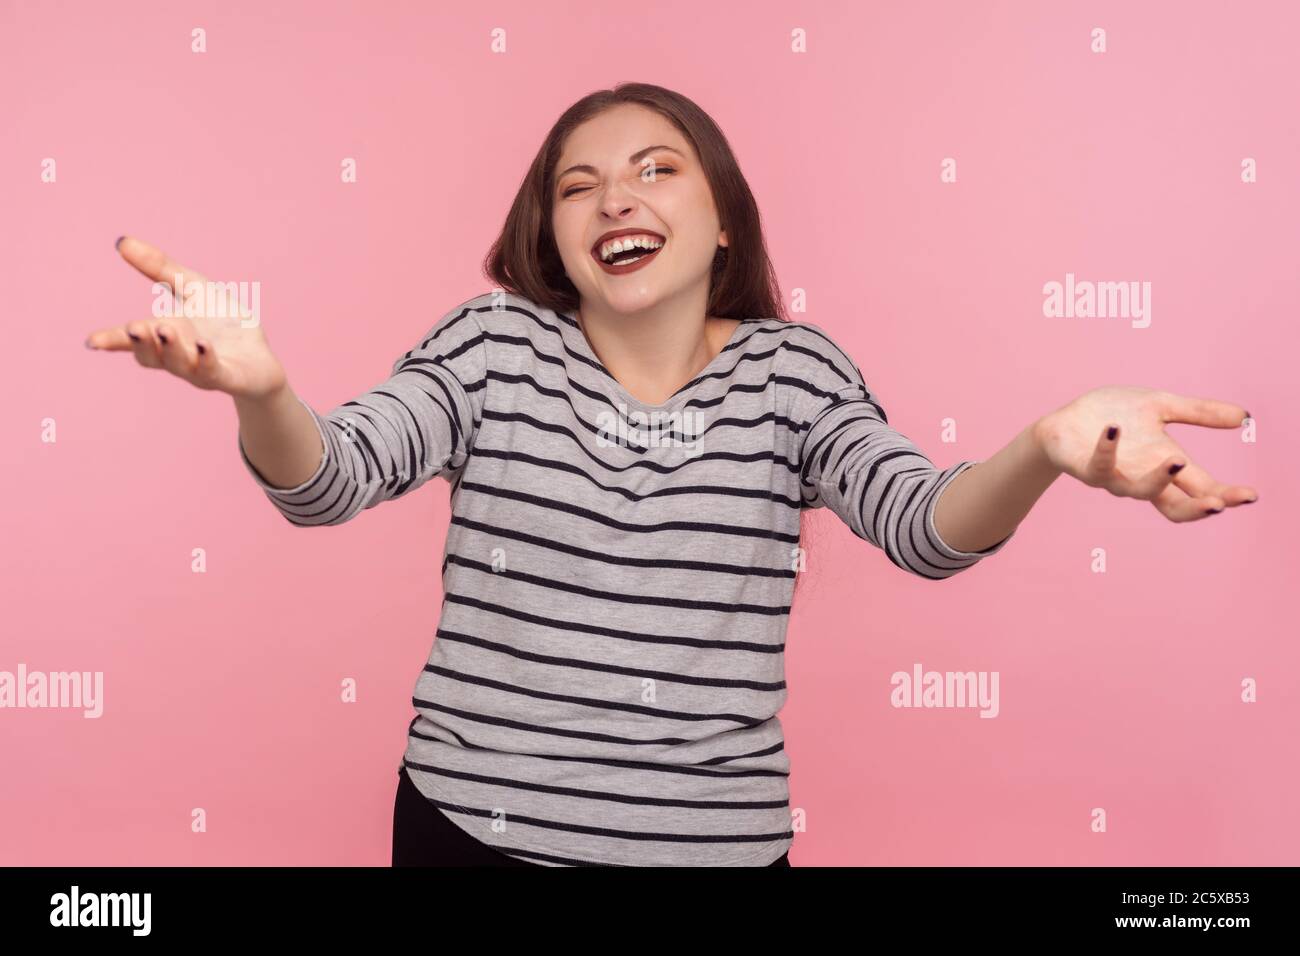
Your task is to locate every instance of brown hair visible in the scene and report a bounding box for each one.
[481,82,821,601]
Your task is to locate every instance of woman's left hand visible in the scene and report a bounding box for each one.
[1032,386,1257,522]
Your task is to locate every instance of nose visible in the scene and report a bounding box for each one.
[598,178,640,219]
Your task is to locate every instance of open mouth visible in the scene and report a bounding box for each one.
[590,234,665,275]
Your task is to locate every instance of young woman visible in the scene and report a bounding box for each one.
[85,83,1257,868]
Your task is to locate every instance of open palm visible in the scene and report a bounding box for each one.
[1032,386,1257,522]
[85,237,287,399]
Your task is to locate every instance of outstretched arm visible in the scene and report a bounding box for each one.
[932,386,1257,554]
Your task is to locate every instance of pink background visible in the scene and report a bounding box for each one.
[2,0,1296,865]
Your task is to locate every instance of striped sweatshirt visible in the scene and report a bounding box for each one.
[238,292,1013,867]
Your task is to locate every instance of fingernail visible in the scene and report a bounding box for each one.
[158,332,168,344]
[1107,426,1118,440]
[127,331,140,342]
[115,235,125,250]
[196,341,206,355]
[1168,462,1185,475]
[1241,497,1256,504]
[84,337,94,350]
[1205,507,1223,514]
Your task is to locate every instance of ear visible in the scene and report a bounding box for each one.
[718,229,728,249]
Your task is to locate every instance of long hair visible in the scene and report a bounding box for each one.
[482,82,820,602]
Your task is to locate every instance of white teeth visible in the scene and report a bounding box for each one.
[598,235,663,263]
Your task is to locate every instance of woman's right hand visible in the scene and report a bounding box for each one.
[85,236,289,400]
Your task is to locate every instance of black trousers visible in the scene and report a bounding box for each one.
[392,765,792,867]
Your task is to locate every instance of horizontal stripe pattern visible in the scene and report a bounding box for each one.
[239,292,1012,866]
[796,387,1014,579]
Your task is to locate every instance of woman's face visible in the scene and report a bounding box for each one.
[551,103,727,316]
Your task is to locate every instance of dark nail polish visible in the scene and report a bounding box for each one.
[158,331,168,344]
[1205,507,1223,514]
[196,342,206,355]
[1106,426,1118,440]
[1244,410,1251,419]
[127,331,140,342]
[115,236,124,250]
[1168,463,1185,475]
[1241,498,1256,504]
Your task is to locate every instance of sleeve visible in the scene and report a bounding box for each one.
[785,321,1013,580]
[237,298,488,527]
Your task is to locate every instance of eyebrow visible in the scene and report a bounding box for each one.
[556,145,686,183]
